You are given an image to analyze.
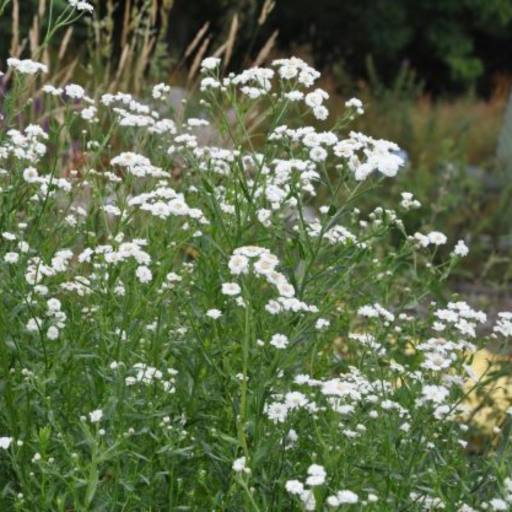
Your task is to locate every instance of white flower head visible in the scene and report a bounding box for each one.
[64,83,86,99]
[428,231,447,246]
[336,490,359,504]
[89,409,103,423]
[206,309,222,319]
[0,437,13,450]
[69,0,94,12]
[306,464,326,486]
[232,456,251,475]
[222,282,241,296]
[201,57,221,71]
[228,254,250,275]
[285,479,305,495]
[490,499,508,511]
[452,240,469,257]
[136,266,152,283]
[7,58,47,75]
[270,333,289,349]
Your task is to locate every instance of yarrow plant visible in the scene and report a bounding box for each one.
[0,6,511,512]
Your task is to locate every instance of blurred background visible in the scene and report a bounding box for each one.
[1,0,511,306]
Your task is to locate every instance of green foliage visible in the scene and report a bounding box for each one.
[0,4,511,512]
[1,50,512,512]
[267,0,512,93]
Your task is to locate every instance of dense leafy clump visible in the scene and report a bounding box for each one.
[0,3,511,511]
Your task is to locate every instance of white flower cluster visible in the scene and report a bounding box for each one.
[412,230,448,247]
[349,332,386,355]
[227,246,318,316]
[111,152,168,178]
[0,125,48,163]
[21,164,73,200]
[199,56,321,106]
[258,156,321,205]
[400,191,421,210]
[344,132,404,181]
[432,301,487,339]
[285,464,326,510]
[152,83,171,100]
[100,92,177,133]
[345,97,364,116]
[269,125,405,184]
[79,239,151,267]
[129,186,206,224]
[452,239,470,257]
[232,456,251,475]
[7,58,47,75]
[327,489,360,507]
[358,303,395,322]
[0,437,13,450]
[69,0,94,13]
[200,57,220,71]
[493,312,512,337]
[1,48,511,512]
[89,409,103,423]
[286,464,369,509]
[124,363,178,393]
[307,222,359,246]
[25,249,74,285]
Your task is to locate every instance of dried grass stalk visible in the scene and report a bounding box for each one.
[223,13,239,70]
[60,57,79,88]
[133,15,156,94]
[188,36,211,84]
[120,0,132,50]
[10,0,20,58]
[58,27,74,61]
[29,15,40,58]
[258,0,275,26]
[184,22,210,59]
[213,42,227,58]
[159,0,174,35]
[110,44,131,92]
[38,0,46,17]
[151,0,158,24]
[253,30,278,67]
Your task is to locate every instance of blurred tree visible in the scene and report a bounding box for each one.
[165,0,512,94]
[269,0,512,94]
[1,0,512,95]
